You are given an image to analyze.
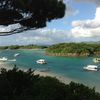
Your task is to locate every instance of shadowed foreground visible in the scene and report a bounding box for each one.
[0,67,100,100]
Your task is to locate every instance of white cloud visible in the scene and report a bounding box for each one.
[0,28,71,46]
[65,6,79,17]
[0,27,100,46]
[75,0,100,6]
[0,24,21,32]
[0,0,100,45]
[95,7,100,20]
[14,29,72,45]
[71,7,100,38]
[60,0,79,18]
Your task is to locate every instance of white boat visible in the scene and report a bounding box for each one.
[36,59,46,64]
[0,57,8,61]
[14,53,20,57]
[83,65,98,71]
[93,58,100,63]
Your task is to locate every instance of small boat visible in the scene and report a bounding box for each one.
[14,53,20,57]
[36,59,46,64]
[93,58,100,63]
[0,57,8,61]
[83,65,98,71]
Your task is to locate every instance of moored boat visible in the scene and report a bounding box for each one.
[93,58,100,63]
[0,57,8,61]
[36,59,46,64]
[83,65,98,71]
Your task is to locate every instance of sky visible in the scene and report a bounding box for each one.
[0,0,100,46]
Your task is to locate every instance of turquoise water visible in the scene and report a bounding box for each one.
[0,49,100,92]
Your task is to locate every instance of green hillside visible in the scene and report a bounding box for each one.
[46,43,100,56]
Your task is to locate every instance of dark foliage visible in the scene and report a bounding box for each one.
[0,0,66,35]
[0,67,100,100]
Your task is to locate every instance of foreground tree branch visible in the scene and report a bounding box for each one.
[0,0,66,35]
[0,27,31,36]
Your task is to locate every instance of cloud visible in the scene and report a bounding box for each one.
[75,0,100,6]
[0,26,100,46]
[71,7,100,38]
[15,29,73,45]
[64,0,79,17]
[0,5,100,45]
[65,8,79,17]
[0,24,21,32]
[0,28,73,46]
[0,0,100,45]
[57,0,79,19]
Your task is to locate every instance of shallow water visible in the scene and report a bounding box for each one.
[0,49,100,92]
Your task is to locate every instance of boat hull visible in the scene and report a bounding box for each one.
[83,67,97,71]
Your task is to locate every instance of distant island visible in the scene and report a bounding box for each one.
[0,43,100,57]
[0,45,47,50]
[46,43,100,57]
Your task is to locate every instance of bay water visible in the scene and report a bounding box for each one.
[0,49,100,92]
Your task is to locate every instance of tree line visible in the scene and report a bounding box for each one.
[0,45,47,50]
[46,43,100,56]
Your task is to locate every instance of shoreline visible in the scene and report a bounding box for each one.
[46,52,100,57]
[0,48,44,50]
[0,64,100,93]
[1,48,100,57]
[34,70,72,84]
[34,70,100,93]
[0,63,72,85]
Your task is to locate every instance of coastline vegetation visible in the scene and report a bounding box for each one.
[46,43,100,57]
[0,45,47,50]
[0,67,100,100]
[0,42,100,57]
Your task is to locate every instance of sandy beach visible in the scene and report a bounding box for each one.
[0,62,12,69]
[34,70,72,84]
[0,62,72,84]
[0,63,100,92]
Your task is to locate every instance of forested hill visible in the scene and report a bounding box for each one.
[46,43,100,57]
